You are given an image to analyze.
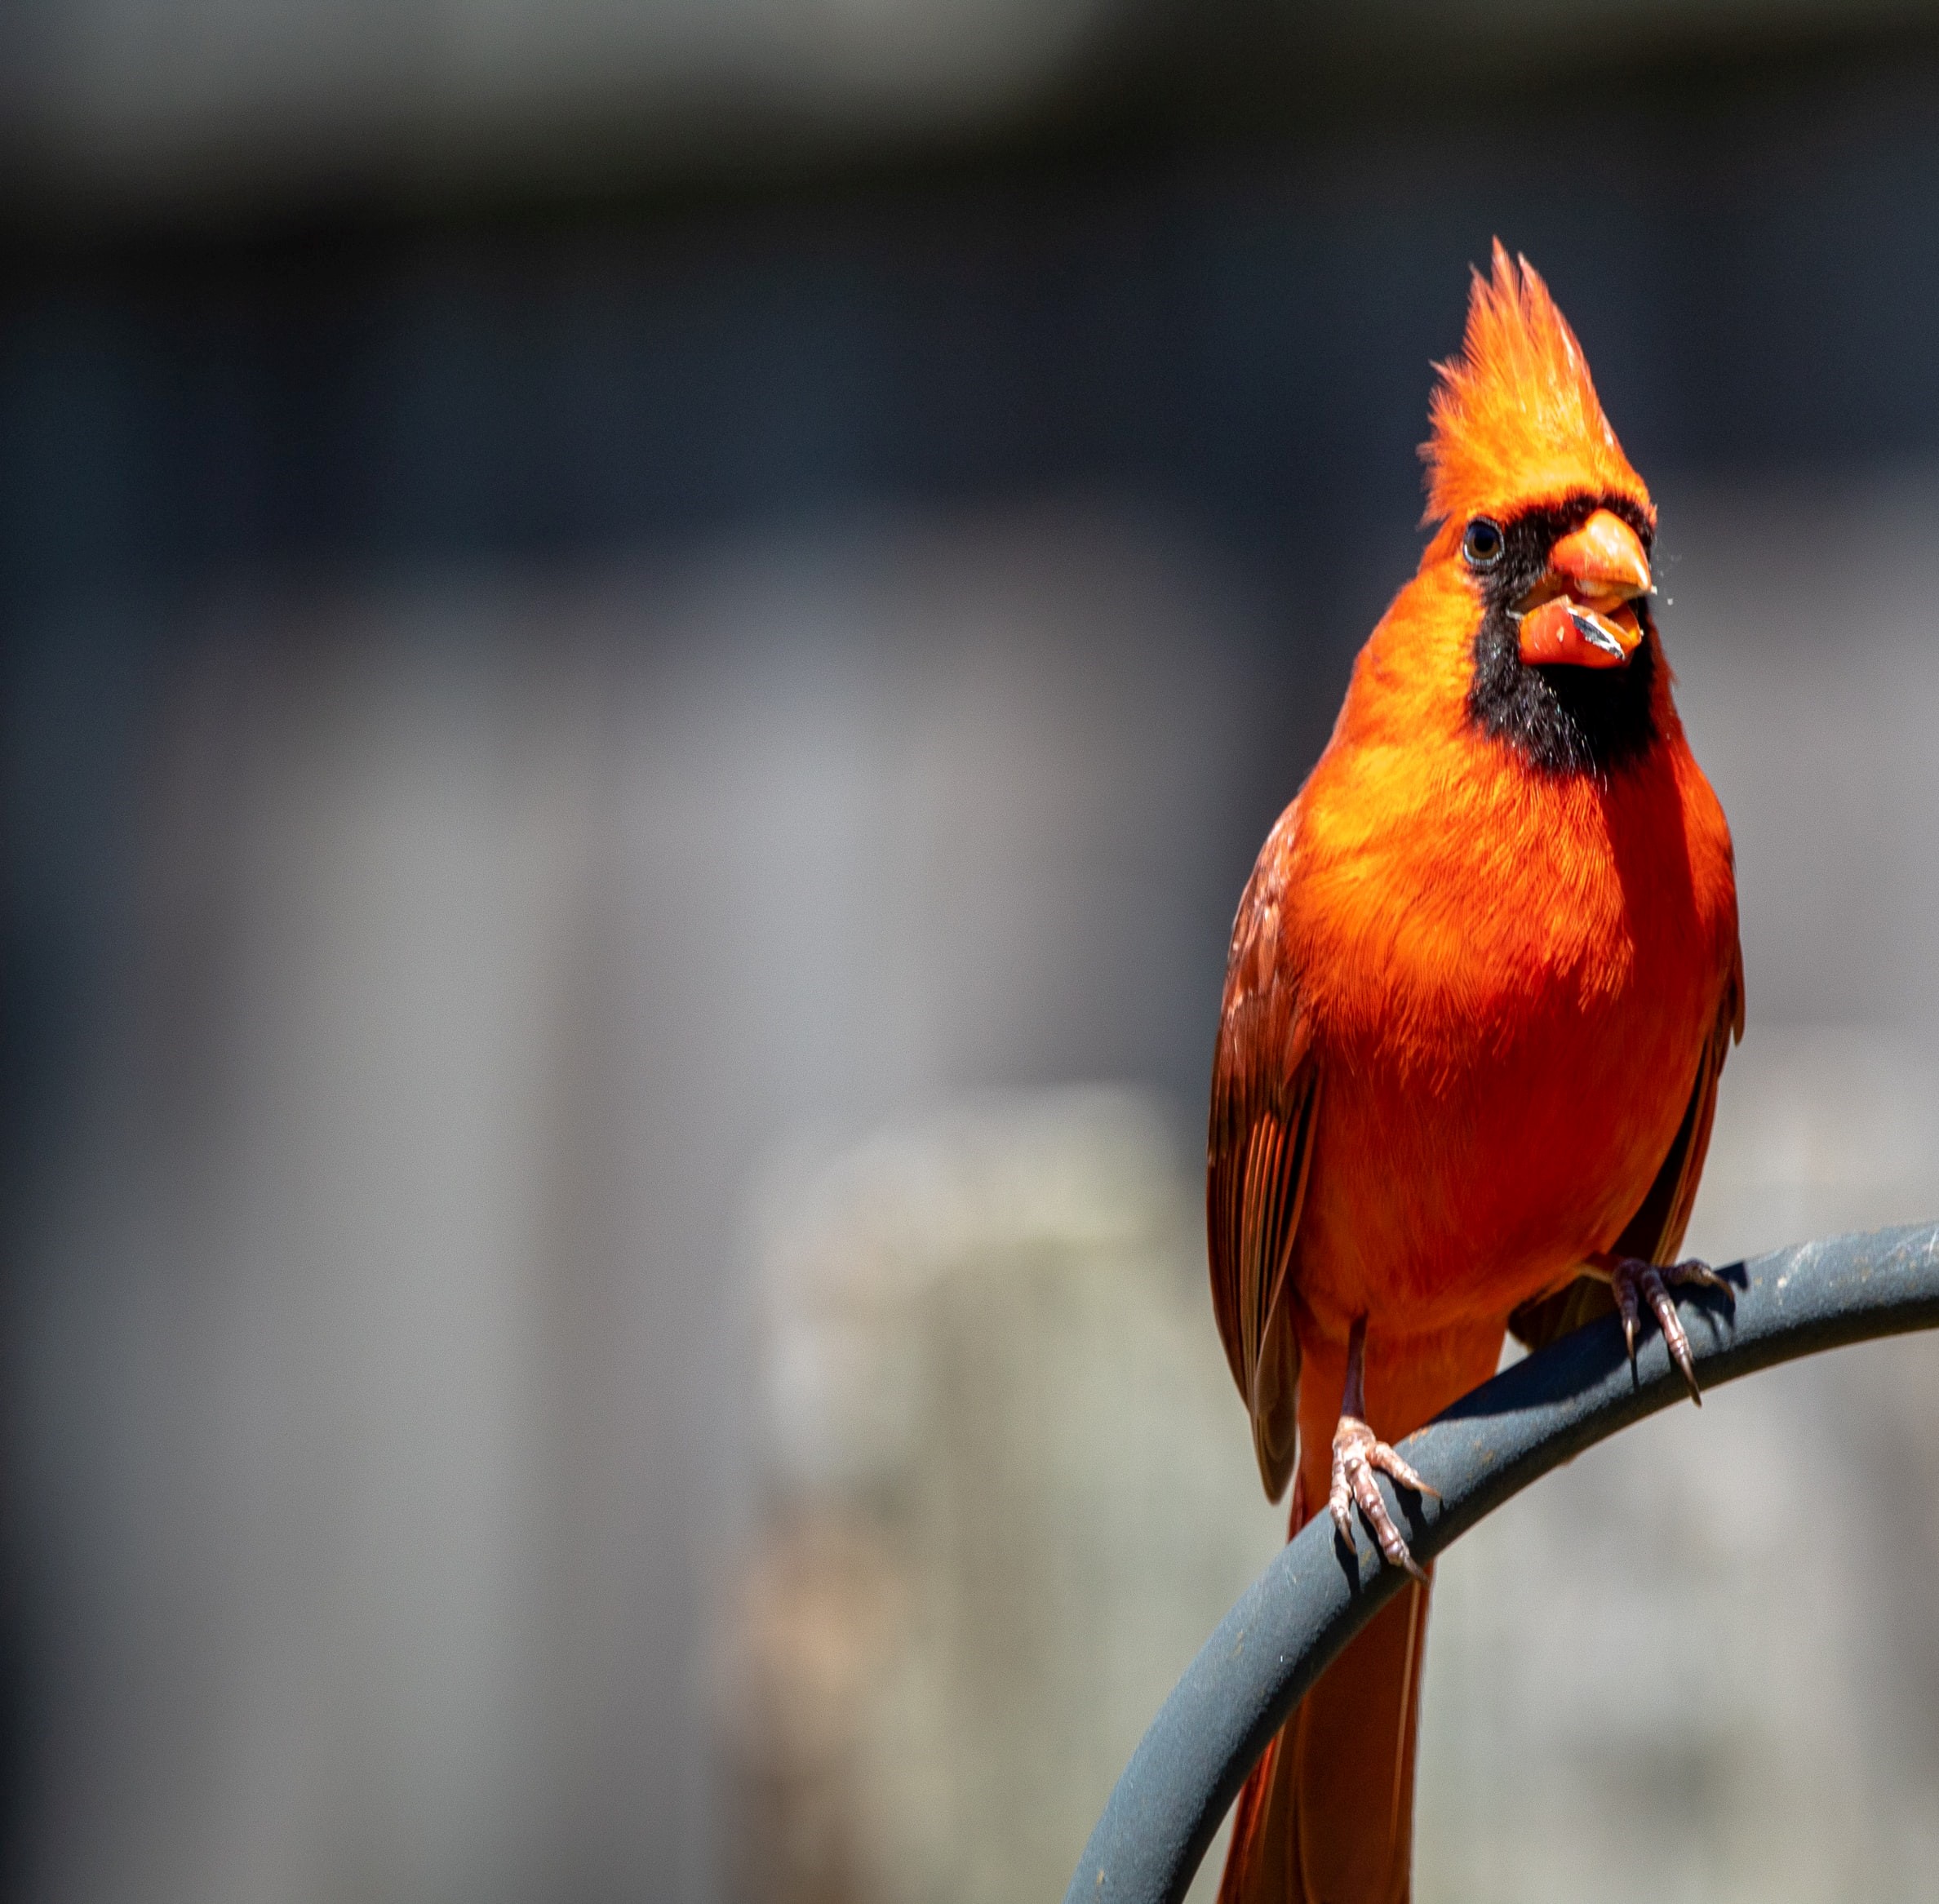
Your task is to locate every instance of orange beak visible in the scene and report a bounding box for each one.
[1517,509,1651,669]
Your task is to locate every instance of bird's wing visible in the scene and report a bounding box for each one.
[1208,809,1319,1502]
[1509,935,1746,1352]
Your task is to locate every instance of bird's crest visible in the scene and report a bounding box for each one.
[1422,242,1650,530]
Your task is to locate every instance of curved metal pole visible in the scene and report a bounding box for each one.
[1064,1220,1939,1904]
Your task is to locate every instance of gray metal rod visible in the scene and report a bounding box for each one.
[1064,1220,1939,1904]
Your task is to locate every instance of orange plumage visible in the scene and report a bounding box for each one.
[1209,244,1742,1904]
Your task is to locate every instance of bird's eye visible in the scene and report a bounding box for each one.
[1462,519,1504,569]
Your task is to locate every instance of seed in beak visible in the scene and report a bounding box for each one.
[1571,607,1628,660]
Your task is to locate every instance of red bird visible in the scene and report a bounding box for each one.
[1208,244,1742,1904]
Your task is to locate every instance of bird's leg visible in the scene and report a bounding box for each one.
[1587,1250,1733,1405]
[1329,1316,1439,1582]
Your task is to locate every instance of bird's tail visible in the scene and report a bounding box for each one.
[1218,1486,1431,1904]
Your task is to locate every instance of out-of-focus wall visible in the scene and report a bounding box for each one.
[3,0,1928,214]
[11,506,1264,1904]
[9,10,1939,1904]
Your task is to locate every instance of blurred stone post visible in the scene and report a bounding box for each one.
[717,1090,1281,1904]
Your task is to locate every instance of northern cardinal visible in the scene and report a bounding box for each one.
[1207,243,1742,1904]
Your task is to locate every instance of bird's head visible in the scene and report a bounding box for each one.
[1420,242,1660,774]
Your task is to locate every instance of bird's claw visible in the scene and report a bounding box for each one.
[1607,1255,1731,1405]
[1329,1414,1438,1582]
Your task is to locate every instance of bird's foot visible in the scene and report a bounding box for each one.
[1603,1254,1733,1405]
[1329,1414,1438,1583]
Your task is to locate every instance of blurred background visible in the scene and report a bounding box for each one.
[7,2,1939,1901]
